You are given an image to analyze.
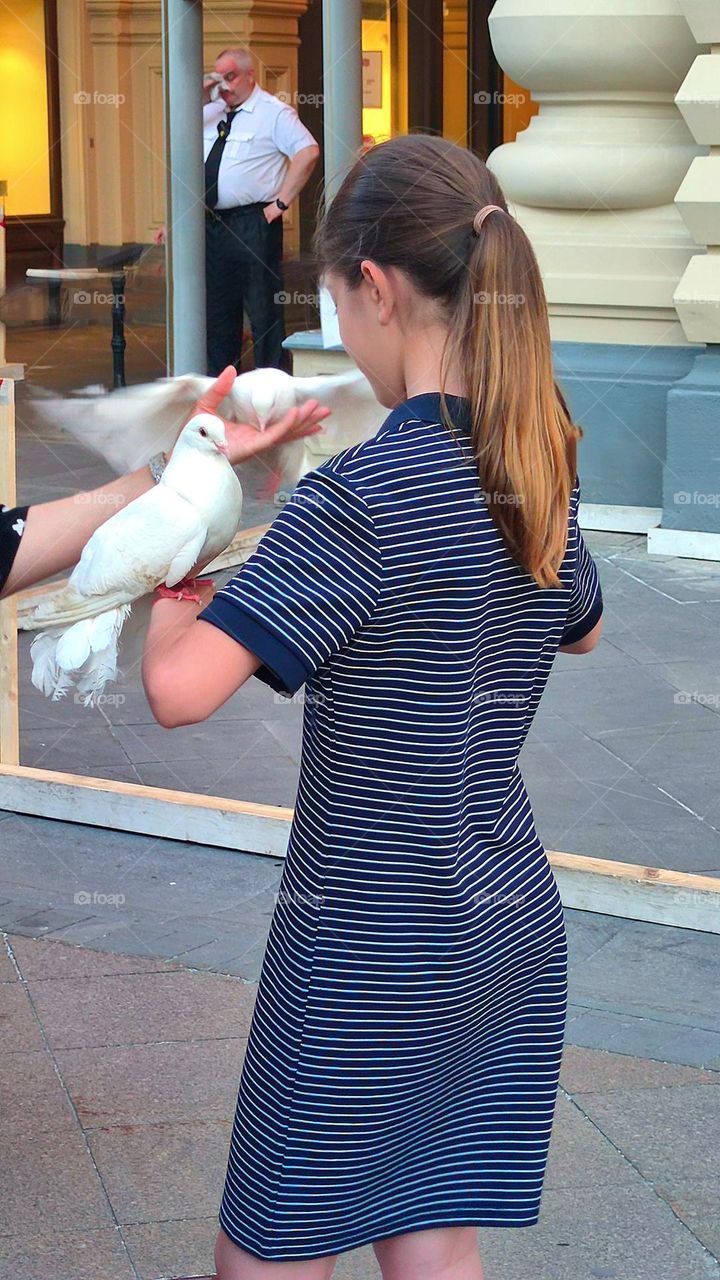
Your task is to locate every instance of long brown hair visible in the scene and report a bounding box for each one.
[313,134,581,589]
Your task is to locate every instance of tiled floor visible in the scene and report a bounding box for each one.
[2,932,719,1280]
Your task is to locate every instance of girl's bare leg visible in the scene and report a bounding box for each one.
[214,1227,339,1280]
[373,1225,484,1280]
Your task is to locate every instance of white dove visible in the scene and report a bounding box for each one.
[33,366,386,495]
[28,413,243,706]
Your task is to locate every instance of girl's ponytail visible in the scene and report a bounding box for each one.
[439,203,581,588]
[314,134,581,589]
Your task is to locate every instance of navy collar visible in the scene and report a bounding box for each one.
[376,391,472,439]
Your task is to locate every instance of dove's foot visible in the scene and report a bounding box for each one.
[155,576,215,604]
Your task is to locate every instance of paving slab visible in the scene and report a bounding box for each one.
[477,1183,720,1280]
[55,1037,246,1129]
[0,812,283,915]
[1,981,46,1053]
[20,722,134,771]
[568,921,720,1030]
[28,967,256,1050]
[543,1094,637,1190]
[594,725,720,821]
[0,1228,136,1280]
[0,943,18,982]
[121,1217,219,1280]
[109,717,295,767]
[540,663,716,737]
[575,1082,720,1184]
[137,751,302,805]
[0,1047,78,1137]
[88,1117,232,1224]
[655,1178,720,1261]
[9,933,180,980]
[8,905,101,937]
[167,932,271,982]
[566,1005,720,1069]
[0,1123,113,1237]
[559,1044,720,1094]
[643,659,720,708]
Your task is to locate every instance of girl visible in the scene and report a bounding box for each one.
[142,133,603,1280]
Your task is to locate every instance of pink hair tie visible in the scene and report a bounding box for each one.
[472,204,504,235]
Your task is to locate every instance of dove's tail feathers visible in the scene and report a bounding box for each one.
[29,633,75,701]
[29,604,132,706]
[23,582,100,631]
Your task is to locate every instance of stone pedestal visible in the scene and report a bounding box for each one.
[649,1,720,557]
[487,0,712,543]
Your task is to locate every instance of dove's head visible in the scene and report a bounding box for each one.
[245,368,296,429]
[180,412,229,457]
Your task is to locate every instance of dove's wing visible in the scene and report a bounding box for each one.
[71,484,208,604]
[249,369,387,494]
[32,375,214,473]
[292,369,386,445]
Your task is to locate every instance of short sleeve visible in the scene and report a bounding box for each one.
[197,468,382,698]
[271,104,317,159]
[0,503,30,595]
[560,486,603,645]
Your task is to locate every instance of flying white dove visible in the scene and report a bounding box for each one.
[27,413,243,706]
[33,366,386,497]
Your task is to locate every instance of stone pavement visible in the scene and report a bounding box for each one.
[2,930,719,1280]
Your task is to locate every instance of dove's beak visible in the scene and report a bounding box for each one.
[214,440,229,455]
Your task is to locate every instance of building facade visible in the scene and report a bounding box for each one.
[1,0,718,553]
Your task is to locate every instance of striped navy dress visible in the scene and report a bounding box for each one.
[198,390,603,1261]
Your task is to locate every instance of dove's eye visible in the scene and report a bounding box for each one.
[199,426,208,438]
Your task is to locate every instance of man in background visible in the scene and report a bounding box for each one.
[202,47,319,375]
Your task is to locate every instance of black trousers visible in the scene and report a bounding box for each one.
[205,202,287,375]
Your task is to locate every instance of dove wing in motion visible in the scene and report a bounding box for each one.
[34,375,213,473]
[33,367,387,492]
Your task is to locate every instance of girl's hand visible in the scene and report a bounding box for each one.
[176,365,331,467]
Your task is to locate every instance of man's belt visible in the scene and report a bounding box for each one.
[205,201,273,222]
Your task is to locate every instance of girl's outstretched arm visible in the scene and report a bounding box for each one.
[142,580,262,727]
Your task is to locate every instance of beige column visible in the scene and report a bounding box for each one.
[56,0,93,253]
[487,0,704,346]
[672,2,720,344]
[80,1,165,250]
[647,0,720,560]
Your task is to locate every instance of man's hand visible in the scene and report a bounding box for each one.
[263,201,284,224]
[179,364,331,467]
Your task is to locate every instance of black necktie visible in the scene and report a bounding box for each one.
[204,108,239,210]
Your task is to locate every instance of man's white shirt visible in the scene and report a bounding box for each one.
[203,84,317,209]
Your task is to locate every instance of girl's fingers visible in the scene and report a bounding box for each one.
[193,365,237,417]
[264,400,331,442]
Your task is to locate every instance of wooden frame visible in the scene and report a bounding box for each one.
[2,367,720,934]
